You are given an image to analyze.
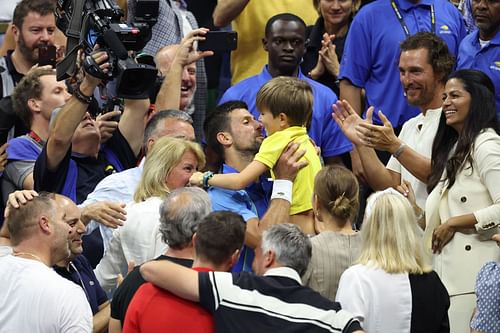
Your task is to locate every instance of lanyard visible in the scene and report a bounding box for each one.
[70,261,91,303]
[29,130,45,148]
[391,0,435,38]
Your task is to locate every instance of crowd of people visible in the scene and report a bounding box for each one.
[0,0,499,332]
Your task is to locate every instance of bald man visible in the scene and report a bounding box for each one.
[0,192,92,332]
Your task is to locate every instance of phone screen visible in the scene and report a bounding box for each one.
[38,44,57,66]
[86,29,98,48]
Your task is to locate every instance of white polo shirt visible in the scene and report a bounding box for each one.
[386,108,441,209]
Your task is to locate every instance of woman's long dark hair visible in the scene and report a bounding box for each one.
[427,70,499,193]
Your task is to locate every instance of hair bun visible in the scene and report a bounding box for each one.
[329,193,353,220]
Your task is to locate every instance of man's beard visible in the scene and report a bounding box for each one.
[18,32,38,65]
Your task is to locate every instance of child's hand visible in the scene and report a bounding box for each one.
[189,171,204,187]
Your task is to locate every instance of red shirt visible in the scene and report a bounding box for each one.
[123,267,213,333]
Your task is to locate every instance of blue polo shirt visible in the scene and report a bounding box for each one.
[219,66,352,159]
[53,255,108,315]
[339,0,466,127]
[208,164,272,273]
[457,30,500,116]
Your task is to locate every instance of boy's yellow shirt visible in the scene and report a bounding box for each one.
[254,126,322,215]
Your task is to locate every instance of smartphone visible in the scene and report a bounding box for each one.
[38,44,57,67]
[198,31,238,52]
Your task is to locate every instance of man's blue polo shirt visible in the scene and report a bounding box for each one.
[457,30,500,116]
[53,255,108,315]
[219,66,352,159]
[208,164,272,273]
[339,0,466,127]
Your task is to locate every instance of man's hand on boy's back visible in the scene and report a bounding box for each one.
[274,142,308,181]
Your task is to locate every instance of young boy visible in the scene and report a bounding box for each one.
[190,76,321,234]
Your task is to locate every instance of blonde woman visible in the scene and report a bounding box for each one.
[302,165,361,301]
[95,137,205,291]
[336,189,450,333]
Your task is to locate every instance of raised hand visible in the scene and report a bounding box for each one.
[332,99,365,145]
[356,109,400,152]
[96,111,120,143]
[319,33,339,77]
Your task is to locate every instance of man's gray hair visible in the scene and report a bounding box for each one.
[261,224,312,276]
[158,187,211,249]
[143,109,193,148]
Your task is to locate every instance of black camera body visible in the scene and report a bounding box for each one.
[55,0,159,98]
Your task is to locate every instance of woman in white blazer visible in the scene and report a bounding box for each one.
[425,70,500,333]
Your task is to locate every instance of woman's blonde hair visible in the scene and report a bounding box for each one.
[134,137,205,202]
[358,189,431,274]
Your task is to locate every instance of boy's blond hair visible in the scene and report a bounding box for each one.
[256,76,313,128]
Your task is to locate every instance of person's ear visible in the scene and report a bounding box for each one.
[312,194,320,213]
[304,38,310,49]
[38,215,51,234]
[229,248,240,268]
[146,138,156,153]
[191,232,197,248]
[216,131,233,147]
[28,99,41,113]
[11,24,20,42]
[262,37,269,52]
[264,250,275,268]
[278,113,288,128]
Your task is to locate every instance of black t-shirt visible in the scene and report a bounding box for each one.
[110,255,193,325]
[34,128,137,204]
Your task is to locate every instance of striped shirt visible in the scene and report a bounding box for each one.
[199,267,362,333]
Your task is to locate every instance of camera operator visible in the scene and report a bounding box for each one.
[127,0,207,141]
[33,50,150,267]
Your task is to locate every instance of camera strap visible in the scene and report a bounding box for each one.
[56,0,86,81]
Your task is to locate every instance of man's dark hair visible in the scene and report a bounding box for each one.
[195,211,246,266]
[204,100,248,158]
[400,32,455,84]
[12,0,55,29]
[264,13,307,37]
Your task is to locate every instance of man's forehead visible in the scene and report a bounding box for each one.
[162,117,192,127]
[23,12,56,26]
[230,108,253,120]
[40,74,62,86]
[268,20,305,37]
[53,195,80,219]
[399,48,432,67]
[159,119,195,137]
